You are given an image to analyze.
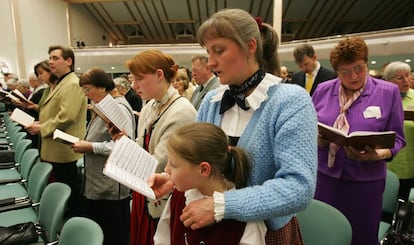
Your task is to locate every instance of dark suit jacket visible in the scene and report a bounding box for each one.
[190,76,220,110]
[125,88,142,112]
[292,66,336,95]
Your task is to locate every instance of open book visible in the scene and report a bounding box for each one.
[103,136,158,200]
[10,108,34,127]
[318,122,396,150]
[0,90,21,104]
[92,94,129,133]
[53,129,79,145]
[10,89,31,104]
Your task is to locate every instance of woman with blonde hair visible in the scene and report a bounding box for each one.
[172,69,194,100]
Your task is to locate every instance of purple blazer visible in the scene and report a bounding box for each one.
[312,76,405,181]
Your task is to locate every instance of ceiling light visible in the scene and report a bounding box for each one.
[76,67,81,71]
[405,59,412,63]
[371,61,377,64]
[111,67,115,70]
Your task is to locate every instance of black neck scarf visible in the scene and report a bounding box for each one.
[219,69,265,114]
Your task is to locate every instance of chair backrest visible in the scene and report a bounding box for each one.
[38,182,71,242]
[11,131,27,147]
[27,162,52,204]
[383,169,400,213]
[19,148,39,181]
[14,139,32,163]
[58,217,104,245]
[297,199,352,245]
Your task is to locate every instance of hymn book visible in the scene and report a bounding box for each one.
[317,122,396,150]
[10,108,34,127]
[404,108,414,120]
[53,129,79,145]
[91,94,128,133]
[103,136,158,200]
[0,90,21,104]
[10,89,31,104]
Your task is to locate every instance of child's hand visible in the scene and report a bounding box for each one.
[148,173,174,199]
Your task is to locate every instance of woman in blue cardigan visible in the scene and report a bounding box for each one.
[150,9,317,244]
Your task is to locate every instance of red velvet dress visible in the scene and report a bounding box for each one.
[170,189,246,245]
[130,130,157,245]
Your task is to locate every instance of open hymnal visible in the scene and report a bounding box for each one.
[10,89,31,104]
[53,129,79,145]
[0,90,21,104]
[10,108,34,127]
[92,94,128,133]
[103,136,158,200]
[318,122,396,150]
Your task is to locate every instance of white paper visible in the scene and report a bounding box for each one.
[363,106,381,119]
[103,136,158,200]
[94,94,129,133]
[10,108,34,127]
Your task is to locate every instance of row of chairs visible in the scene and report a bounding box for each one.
[297,169,400,245]
[0,108,104,244]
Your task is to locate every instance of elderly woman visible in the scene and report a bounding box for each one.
[312,37,406,245]
[383,61,414,200]
[72,68,135,245]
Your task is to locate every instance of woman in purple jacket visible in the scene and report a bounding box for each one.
[312,37,405,245]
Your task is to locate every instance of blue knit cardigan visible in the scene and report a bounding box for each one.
[197,73,318,230]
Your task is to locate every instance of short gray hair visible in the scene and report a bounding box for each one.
[383,61,411,81]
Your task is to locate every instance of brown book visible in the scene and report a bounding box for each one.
[404,109,414,120]
[318,122,396,150]
[53,129,79,145]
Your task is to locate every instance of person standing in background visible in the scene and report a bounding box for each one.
[312,37,405,245]
[189,55,219,110]
[26,45,87,218]
[73,68,134,245]
[292,44,336,95]
[383,61,414,200]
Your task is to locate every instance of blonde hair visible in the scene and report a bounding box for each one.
[126,49,178,83]
[175,69,190,90]
[167,123,251,188]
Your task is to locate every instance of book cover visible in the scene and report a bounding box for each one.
[404,109,414,120]
[103,136,158,200]
[317,122,396,150]
[10,108,34,127]
[53,129,79,145]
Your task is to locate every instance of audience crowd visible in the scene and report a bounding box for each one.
[1,8,413,245]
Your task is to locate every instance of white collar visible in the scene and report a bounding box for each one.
[210,73,280,111]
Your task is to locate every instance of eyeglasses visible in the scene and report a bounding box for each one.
[82,86,93,93]
[337,63,366,77]
[191,67,203,73]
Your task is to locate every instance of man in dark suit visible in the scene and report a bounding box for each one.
[292,44,336,95]
[190,55,219,110]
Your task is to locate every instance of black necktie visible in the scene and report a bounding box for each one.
[219,69,265,114]
[199,85,204,92]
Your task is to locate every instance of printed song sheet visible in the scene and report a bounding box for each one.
[103,136,158,200]
[93,94,128,132]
